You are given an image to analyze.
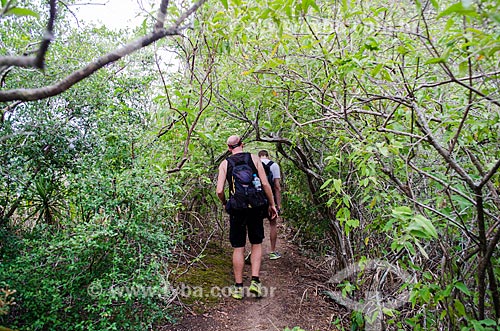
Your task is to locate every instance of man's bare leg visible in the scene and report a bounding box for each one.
[269,217,278,252]
[233,247,245,283]
[250,243,262,277]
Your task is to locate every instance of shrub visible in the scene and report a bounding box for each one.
[0,216,182,330]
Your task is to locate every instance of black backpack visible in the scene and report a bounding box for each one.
[225,153,268,214]
[262,160,274,191]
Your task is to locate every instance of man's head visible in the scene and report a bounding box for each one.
[258,150,269,158]
[227,135,243,153]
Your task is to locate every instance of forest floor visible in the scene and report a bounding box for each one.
[161,219,346,331]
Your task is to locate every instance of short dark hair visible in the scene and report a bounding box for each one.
[258,150,269,157]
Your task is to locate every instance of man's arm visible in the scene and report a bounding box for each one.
[273,178,282,211]
[271,162,282,212]
[216,160,228,206]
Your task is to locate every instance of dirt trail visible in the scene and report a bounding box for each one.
[165,220,338,331]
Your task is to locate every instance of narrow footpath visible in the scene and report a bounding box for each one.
[165,220,339,331]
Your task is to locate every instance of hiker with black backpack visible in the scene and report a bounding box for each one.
[216,135,278,300]
[258,150,282,260]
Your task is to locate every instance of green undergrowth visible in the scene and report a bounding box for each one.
[173,242,233,313]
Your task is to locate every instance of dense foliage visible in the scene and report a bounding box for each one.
[1,0,499,330]
[0,5,192,329]
[191,0,500,329]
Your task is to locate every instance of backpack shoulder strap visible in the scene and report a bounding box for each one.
[225,156,237,194]
[244,153,259,173]
[243,152,251,165]
[226,155,236,167]
[262,160,273,173]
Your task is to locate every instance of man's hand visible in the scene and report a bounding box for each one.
[268,205,278,220]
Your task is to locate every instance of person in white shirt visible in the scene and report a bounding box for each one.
[258,150,283,260]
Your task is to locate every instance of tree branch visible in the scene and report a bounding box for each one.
[35,0,57,69]
[154,0,169,32]
[479,158,500,190]
[412,102,476,189]
[0,0,208,103]
[415,70,500,90]
[0,0,57,70]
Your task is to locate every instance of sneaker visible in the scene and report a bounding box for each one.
[245,252,251,265]
[230,285,243,300]
[249,280,262,298]
[269,251,282,260]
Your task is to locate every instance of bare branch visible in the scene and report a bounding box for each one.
[256,134,323,180]
[415,70,500,90]
[377,127,425,140]
[463,148,500,209]
[479,158,500,190]
[408,161,476,205]
[450,76,500,108]
[154,0,169,32]
[34,0,57,69]
[0,56,39,69]
[412,102,476,189]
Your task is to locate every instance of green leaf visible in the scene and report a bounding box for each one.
[455,282,471,296]
[259,8,271,19]
[320,178,333,190]
[437,2,477,19]
[364,37,379,51]
[382,307,395,317]
[326,197,335,207]
[414,0,422,11]
[458,61,468,76]
[492,13,500,25]
[481,319,498,326]
[383,219,396,232]
[488,45,500,56]
[310,0,320,12]
[5,7,40,18]
[333,179,342,194]
[454,299,466,317]
[408,214,438,239]
[379,146,389,157]
[342,194,350,207]
[404,241,416,255]
[341,0,349,12]
[346,218,359,228]
[396,45,409,55]
[392,206,413,218]
[407,228,429,239]
[302,0,311,13]
[220,0,228,9]
[380,68,393,81]
[414,240,429,259]
[444,17,455,32]
[425,57,446,64]
[391,241,402,252]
